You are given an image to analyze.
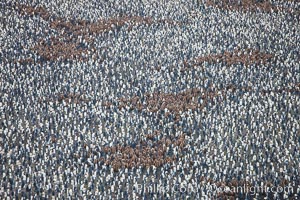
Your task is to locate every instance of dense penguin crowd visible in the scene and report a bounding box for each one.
[1,0,300,199]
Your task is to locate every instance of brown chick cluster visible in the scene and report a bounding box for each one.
[16,4,97,62]
[97,133,186,171]
[49,15,153,36]
[145,89,202,114]
[16,3,134,34]
[112,82,300,120]
[117,88,205,119]
[31,36,92,61]
[15,4,159,62]
[206,0,280,13]
[103,87,230,121]
[16,3,51,20]
[182,49,274,71]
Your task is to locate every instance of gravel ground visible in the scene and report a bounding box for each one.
[0,0,300,199]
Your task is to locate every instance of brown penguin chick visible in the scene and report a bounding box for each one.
[156,65,161,71]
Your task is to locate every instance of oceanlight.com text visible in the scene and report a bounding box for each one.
[131,183,299,195]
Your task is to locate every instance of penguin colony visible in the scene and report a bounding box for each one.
[0,0,299,199]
